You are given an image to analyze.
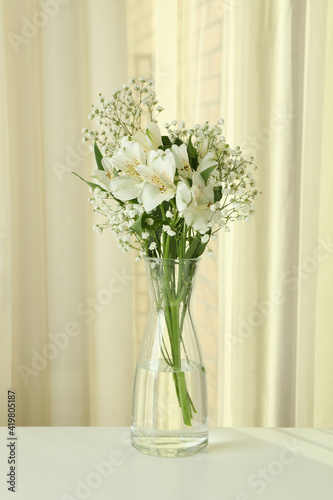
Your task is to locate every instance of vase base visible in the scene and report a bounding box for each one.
[131,431,208,457]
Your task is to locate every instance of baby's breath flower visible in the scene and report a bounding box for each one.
[163,225,176,237]
[149,242,157,251]
[93,225,103,234]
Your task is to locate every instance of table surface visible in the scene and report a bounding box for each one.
[1,427,333,500]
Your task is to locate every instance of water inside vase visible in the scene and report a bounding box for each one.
[131,358,208,456]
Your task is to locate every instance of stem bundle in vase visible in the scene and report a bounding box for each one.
[151,257,198,426]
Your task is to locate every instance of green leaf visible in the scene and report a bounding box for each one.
[187,134,197,159]
[168,237,178,259]
[214,186,223,203]
[72,171,106,191]
[155,228,162,245]
[200,165,216,183]
[189,156,198,171]
[196,242,209,258]
[161,135,172,146]
[187,135,198,171]
[158,145,172,152]
[185,237,207,259]
[131,215,143,236]
[94,141,104,171]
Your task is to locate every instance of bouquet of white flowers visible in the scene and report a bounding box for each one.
[76,77,258,429]
[77,77,258,260]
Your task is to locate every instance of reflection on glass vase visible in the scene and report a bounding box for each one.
[131,257,208,457]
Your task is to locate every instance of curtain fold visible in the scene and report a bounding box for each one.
[314,0,333,427]
[0,0,12,424]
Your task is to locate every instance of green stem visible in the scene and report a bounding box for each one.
[156,218,197,427]
[164,280,195,426]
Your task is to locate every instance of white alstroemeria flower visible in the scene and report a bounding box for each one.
[171,144,192,179]
[136,150,176,212]
[146,122,163,149]
[197,152,217,176]
[197,137,209,158]
[108,140,146,201]
[191,172,215,206]
[101,157,115,179]
[91,170,113,191]
[176,172,219,233]
[132,122,163,151]
[109,139,146,178]
[176,181,192,211]
[110,175,144,201]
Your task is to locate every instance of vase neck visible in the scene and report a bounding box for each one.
[144,258,199,311]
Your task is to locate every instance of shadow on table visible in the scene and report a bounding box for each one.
[205,438,261,456]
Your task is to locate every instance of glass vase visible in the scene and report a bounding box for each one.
[131,257,208,457]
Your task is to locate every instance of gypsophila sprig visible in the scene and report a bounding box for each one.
[75,77,259,260]
[82,78,162,157]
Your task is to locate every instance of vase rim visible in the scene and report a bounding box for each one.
[143,256,202,263]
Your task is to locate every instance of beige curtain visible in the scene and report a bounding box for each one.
[1,0,332,428]
[217,0,333,427]
[0,0,134,426]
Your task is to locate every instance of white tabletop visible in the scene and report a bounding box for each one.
[1,427,333,499]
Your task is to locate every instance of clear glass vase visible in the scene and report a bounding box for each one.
[131,257,208,457]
